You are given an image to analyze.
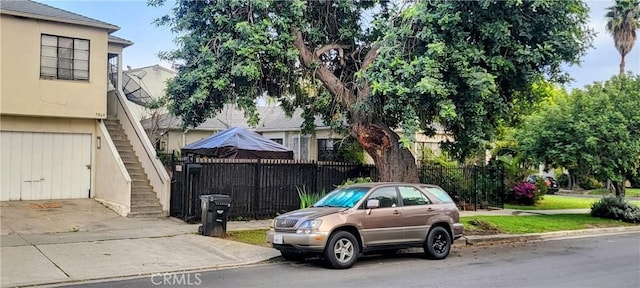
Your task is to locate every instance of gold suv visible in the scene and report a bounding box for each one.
[266,182,463,269]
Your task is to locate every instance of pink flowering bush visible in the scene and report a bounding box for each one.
[512,181,538,205]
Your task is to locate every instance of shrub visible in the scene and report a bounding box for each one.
[509,180,545,205]
[556,173,569,189]
[512,181,537,205]
[533,177,548,197]
[591,197,640,223]
[580,176,603,190]
[296,185,325,209]
[338,176,373,187]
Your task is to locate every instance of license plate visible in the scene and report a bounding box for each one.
[273,234,283,244]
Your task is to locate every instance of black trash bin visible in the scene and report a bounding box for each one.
[199,194,232,237]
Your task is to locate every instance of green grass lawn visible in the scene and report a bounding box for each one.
[627,188,640,197]
[462,214,635,234]
[225,229,271,247]
[587,188,640,197]
[504,195,598,210]
[504,195,640,210]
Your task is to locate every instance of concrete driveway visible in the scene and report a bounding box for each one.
[0,199,278,288]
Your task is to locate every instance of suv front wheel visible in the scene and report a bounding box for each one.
[324,231,359,269]
[424,226,451,260]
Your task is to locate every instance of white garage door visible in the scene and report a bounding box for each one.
[1,131,92,201]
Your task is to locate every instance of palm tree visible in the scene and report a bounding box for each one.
[606,0,640,75]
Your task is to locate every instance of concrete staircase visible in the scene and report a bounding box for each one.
[104,117,163,218]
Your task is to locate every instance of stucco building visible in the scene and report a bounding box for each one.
[0,0,169,217]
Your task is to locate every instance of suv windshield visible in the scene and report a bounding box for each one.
[314,187,369,208]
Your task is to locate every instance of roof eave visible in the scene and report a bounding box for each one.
[109,38,134,48]
[0,9,120,32]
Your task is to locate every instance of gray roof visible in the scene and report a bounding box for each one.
[0,0,119,32]
[141,105,329,132]
[125,64,176,75]
[109,35,133,47]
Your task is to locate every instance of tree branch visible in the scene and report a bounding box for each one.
[360,44,380,71]
[292,27,353,107]
[315,44,351,66]
[314,44,351,57]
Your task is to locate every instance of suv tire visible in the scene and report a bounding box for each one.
[325,231,359,269]
[424,226,451,260]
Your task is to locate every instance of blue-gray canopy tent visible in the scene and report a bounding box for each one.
[181,127,293,159]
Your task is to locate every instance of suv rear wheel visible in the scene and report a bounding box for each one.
[423,226,451,260]
[324,231,359,269]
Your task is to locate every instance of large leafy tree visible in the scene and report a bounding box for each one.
[518,75,640,197]
[150,0,592,182]
[606,0,640,75]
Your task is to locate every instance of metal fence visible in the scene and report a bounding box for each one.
[169,157,377,222]
[419,164,505,211]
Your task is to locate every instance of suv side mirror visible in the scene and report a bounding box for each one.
[366,199,380,209]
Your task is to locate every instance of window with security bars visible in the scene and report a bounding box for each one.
[41,34,90,80]
[317,139,337,161]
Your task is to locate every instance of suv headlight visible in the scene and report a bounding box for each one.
[296,219,322,234]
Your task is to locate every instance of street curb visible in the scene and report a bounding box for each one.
[458,226,640,246]
[23,260,274,288]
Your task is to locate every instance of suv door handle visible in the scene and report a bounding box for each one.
[393,210,401,215]
[427,208,434,212]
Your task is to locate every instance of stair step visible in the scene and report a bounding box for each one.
[131,192,158,199]
[132,184,152,190]
[127,168,145,174]
[128,211,164,218]
[113,141,132,147]
[123,162,141,168]
[121,157,140,164]
[131,199,161,206]
[128,171,147,176]
[123,162,143,169]
[131,204,163,212]
[105,125,123,130]
[130,174,148,180]
[119,151,137,157]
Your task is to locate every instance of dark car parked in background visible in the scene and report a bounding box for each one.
[527,174,559,194]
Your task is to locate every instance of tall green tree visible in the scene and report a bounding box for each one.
[150,0,592,182]
[606,0,640,75]
[518,74,640,197]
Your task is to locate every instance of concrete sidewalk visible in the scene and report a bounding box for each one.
[1,199,637,288]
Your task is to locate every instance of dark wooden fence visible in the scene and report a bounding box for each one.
[168,155,505,222]
[169,157,378,221]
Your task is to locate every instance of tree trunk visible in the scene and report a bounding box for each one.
[606,179,614,193]
[291,28,415,182]
[612,179,626,198]
[619,54,625,75]
[352,122,419,183]
[567,171,576,190]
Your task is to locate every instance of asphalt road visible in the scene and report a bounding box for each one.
[64,232,640,288]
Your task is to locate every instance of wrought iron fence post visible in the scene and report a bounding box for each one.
[473,165,478,211]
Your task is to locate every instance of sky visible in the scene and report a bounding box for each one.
[39,0,639,90]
